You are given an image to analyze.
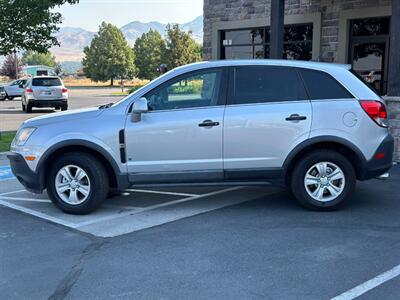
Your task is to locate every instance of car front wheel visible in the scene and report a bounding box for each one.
[46,152,109,214]
[290,150,356,211]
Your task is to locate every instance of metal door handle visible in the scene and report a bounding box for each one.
[198,120,220,127]
[285,114,307,121]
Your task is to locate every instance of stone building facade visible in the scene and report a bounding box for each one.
[203,0,399,161]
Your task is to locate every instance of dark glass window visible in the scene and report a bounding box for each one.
[224,45,265,60]
[224,28,265,45]
[299,68,353,100]
[221,24,312,61]
[351,17,390,37]
[232,66,308,104]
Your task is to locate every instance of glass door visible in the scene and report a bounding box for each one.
[348,17,390,95]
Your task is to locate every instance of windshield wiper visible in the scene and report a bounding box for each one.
[99,102,114,109]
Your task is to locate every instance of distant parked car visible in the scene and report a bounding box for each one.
[0,86,6,100]
[1,78,28,100]
[21,76,68,113]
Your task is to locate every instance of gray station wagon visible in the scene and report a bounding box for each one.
[8,60,394,214]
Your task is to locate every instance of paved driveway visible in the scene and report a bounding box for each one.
[0,161,399,299]
[0,87,125,131]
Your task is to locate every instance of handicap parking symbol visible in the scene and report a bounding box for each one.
[0,166,15,180]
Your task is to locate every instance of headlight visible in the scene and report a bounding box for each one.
[14,127,36,146]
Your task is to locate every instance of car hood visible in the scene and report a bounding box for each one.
[22,107,104,127]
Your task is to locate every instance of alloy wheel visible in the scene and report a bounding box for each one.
[55,165,91,205]
[304,161,345,202]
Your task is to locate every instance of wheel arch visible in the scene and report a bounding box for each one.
[37,140,128,190]
[283,136,367,183]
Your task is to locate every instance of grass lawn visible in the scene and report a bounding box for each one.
[0,131,16,152]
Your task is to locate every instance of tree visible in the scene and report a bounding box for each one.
[0,0,79,56]
[82,22,136,86]
[54,63,63,76]
[0,54,21,79]
[164,24,202,69]
[134,29,166,80]
[22,51,57,67]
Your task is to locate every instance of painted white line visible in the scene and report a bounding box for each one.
[0,189,27,196]
[76,186,243,228]
[124,188,199,197]
[0,199,79,228]
[0,177,17,182]
[331,264,400,300]
[102,204,140,210]
[0,196,51,203]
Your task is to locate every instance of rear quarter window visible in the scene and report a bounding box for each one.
[32,78,62,87]
[298,68,353,100]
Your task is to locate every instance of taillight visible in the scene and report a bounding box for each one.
[359,100,388,128]
[62,88,68,93]
[26,88,33,94]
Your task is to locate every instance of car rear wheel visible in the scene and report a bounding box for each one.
[61,105,68,111]
[7,96,14,100]
[26,104,32,113]
[290,150,356,211]
[46,152,109,214]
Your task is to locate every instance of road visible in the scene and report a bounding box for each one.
[0,87,125,132]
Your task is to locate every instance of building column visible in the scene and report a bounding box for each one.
[387,0,400,96]
[270,0,285,59]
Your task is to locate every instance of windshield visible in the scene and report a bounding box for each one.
[32,78,62,87]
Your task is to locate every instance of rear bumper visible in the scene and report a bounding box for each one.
[359,134,394,180]
[29,99,67,107]
[7,152,44,193]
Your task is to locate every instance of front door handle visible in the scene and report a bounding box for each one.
[198,120,220,127]
[285,114,307,121]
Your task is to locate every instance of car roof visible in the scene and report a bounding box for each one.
[173,59,352,73]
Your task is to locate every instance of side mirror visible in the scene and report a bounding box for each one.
[131,97,148,123]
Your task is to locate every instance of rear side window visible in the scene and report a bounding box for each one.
[32,78,62,87]
[299,68,353,100]
[231,66,308,104]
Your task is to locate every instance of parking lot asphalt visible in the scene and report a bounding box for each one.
[0,87,125,131]
[0,160,399,299]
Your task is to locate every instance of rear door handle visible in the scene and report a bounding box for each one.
[198,120,220,127]
[285,114,307,121]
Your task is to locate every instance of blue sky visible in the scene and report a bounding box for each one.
[55,0,203,31]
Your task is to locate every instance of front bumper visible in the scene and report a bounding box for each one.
[7,152,44,193]
[29,99,67,108]
[359,134,394,180]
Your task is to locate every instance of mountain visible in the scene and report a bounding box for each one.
[51,16,203,62]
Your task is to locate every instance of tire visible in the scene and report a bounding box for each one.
[26,104,32,113]
[46,152,109,214]
[61,105,68,111]
[22,102,26,111]
[290,150,356,211]
[7,96,14,100]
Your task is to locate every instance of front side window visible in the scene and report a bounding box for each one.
[144,69,222,111]
[231,66,308,104]
[299,68,353,100]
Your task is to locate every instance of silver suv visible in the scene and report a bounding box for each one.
[8,60,394,214]
[21,76,68,113]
